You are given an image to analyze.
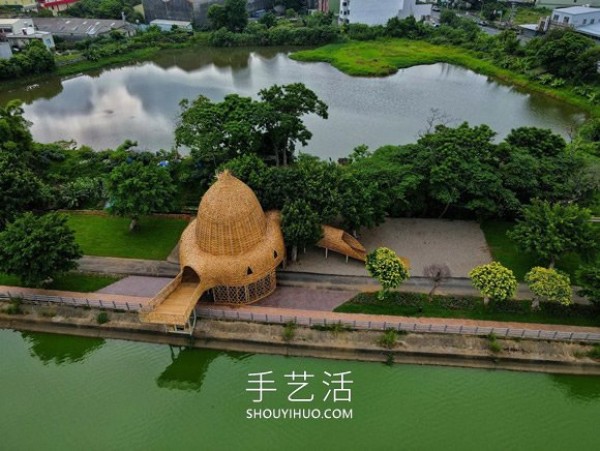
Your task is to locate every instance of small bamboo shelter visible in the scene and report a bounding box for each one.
[140,171,285,333]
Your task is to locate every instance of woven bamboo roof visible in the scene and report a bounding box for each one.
[195,171,267,256]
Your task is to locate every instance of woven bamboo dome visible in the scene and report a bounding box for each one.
[141,171,285,327]
[195,172,267,256]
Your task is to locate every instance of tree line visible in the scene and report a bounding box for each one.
[2,82,600,305]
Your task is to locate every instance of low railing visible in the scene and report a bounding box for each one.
[0,292,144,312]
[197,308,600,344]
[2,290,599,344]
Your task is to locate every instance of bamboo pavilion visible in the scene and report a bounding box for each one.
[140,171,285,333]
[140,170,391,334]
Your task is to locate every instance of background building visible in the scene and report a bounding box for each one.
[33,17,136,40]
[143,0,267,28]
[339,0,431,25]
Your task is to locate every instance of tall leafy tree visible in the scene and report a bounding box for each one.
[176,84,328,179]
[208,0,249,32]
[411,122,517,218]
[0,100,33,155]
[338,172,386,236]
[0,212,82,287]
[498,127,585,204]
[176,94,262,176]
[107,161,177,231]
[508,200,599,268]
[258,83,328,166]
[0,152,49,229]
[281,199,322,262]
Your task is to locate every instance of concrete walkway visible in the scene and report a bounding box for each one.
[197,303,600,335]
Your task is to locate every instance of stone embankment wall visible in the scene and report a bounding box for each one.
[1,301,599,375]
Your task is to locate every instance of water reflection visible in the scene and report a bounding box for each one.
[21,331,105,365]
[0,47,587,159]
[550,374,600,402]
[157,346,249,391]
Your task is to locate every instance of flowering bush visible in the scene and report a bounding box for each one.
[525,266,572,308]
[469,262,517,304]
[365,247,410,300]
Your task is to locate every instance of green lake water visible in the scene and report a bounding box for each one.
[1,329,600,450]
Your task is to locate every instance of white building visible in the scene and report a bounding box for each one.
[0,18,33,34]
[520,6,600,39]
[7,27,55,50]
[536,0,600,8]
[0,18,55,50]
[339,0,431,26]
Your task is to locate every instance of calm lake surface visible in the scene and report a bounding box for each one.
[1,329,599,450]
[0,47,587,160]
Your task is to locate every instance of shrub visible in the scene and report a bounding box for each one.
[366,247,410,301]
[4,299,23,315]
[282,321,297,342]
[588,344,600,359]
[96,312,110,324]
[469,262,517,304]
[378,329,398,349]
[525,267,572,308]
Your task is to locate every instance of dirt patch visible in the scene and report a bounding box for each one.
[285,218,492,277]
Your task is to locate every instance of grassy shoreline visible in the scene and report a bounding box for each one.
[291,39,600,116]
[335,292,600,328]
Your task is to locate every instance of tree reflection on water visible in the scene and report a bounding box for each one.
[21,331,105,365]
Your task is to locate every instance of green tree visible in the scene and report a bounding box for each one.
[576,265,600,306]
[258,83,328,166]
[176,94,262,177]
[0,152,49,229]
[259,11,277,28]
[498,127,583,204]
[107,161,177,231]
[208,0,248,32]
[0,100,34,155]
[0,212,82,287]
[366,247,410,301]
[469,262,517,305]
[338,172,386,236]
[176,84,328,173]
[281,199,322,262]
[508,200,599,268]
[411,123,517,218]
[525,266,572,309]
[534,29,596,82]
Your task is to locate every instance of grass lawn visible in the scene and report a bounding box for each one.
[66,212,189,260]
[0,272,121,292]
[335,292,600,328]
[481,220,586,282]
[513,7,551,25]
[291,39,599,114]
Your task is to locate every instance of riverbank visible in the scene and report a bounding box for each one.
[291,39,600,116]
[2,301,599,375]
